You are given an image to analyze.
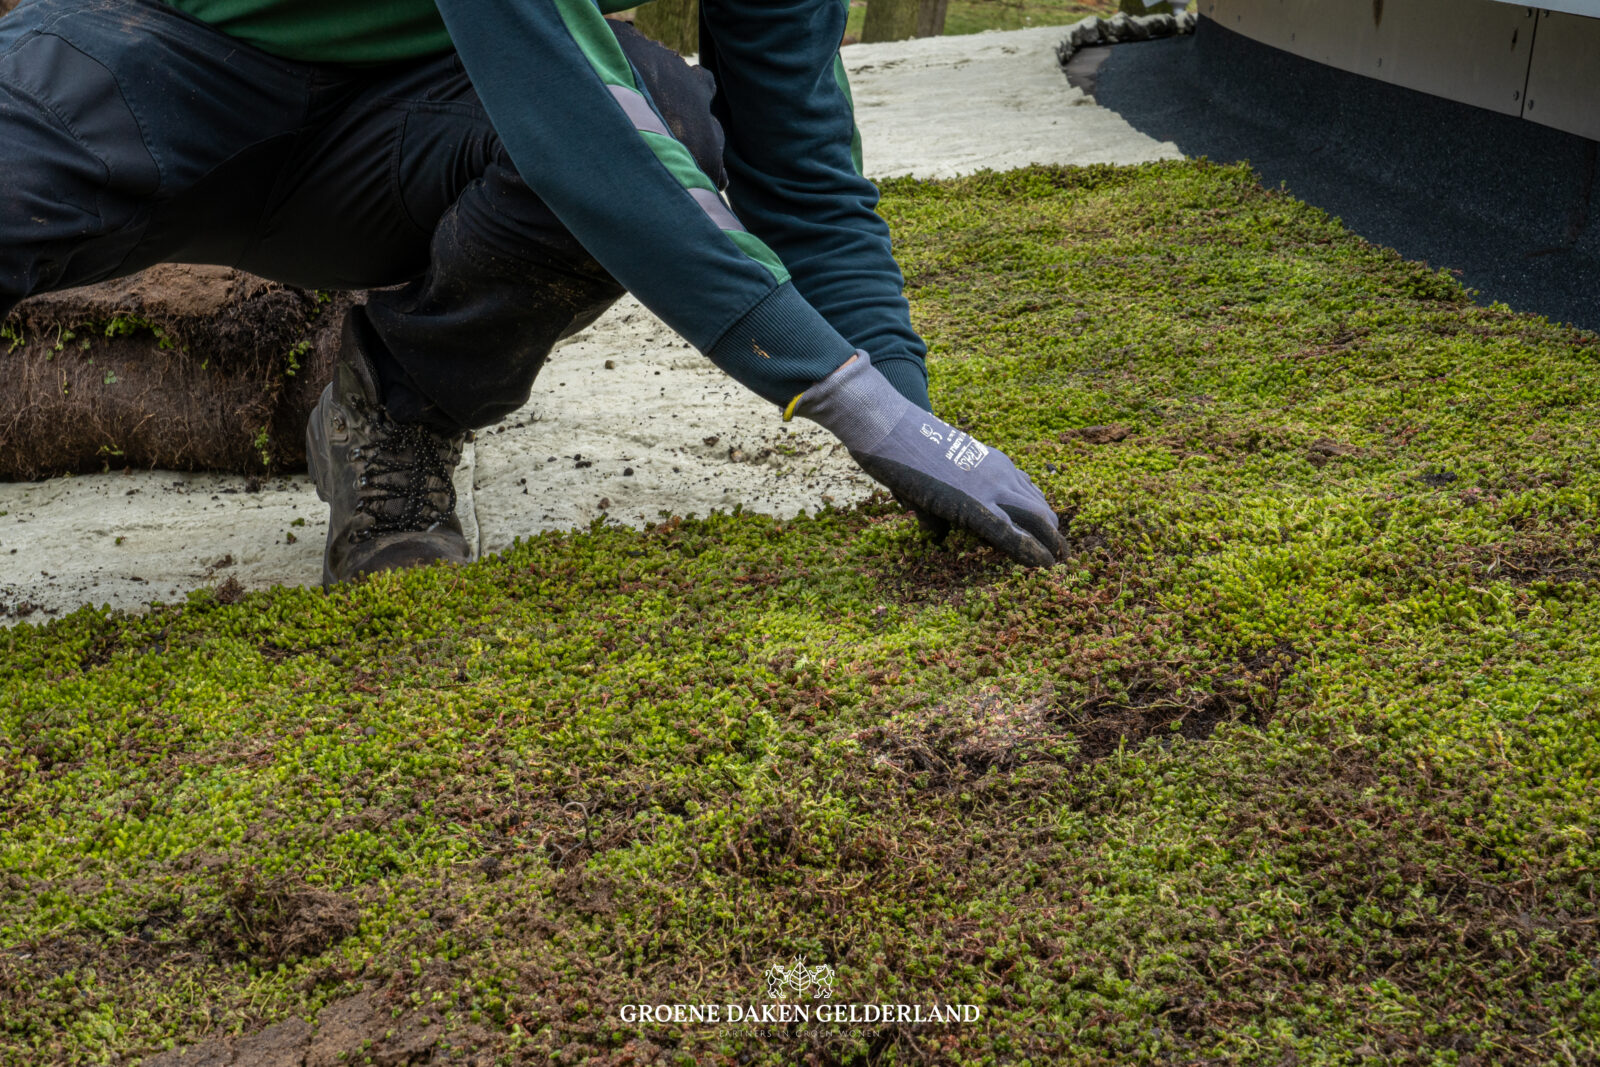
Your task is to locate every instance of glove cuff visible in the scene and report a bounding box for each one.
[784,351,909,454]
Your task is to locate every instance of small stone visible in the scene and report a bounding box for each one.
[598,498,610,509]
[1417,468,1458,488]
[1139,14,1175,38]
[623,467,634,476]
[604,359,616,369]
[1067,16,1102,48]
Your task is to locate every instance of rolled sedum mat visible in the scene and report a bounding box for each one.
[1,266,354,479]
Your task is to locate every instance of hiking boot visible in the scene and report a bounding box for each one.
[306,319,471,587]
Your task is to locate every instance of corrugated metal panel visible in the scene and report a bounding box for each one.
[1523,10,1600,141]
[1485,0,1600,17]
[1202,0,1533,117]
[1204,0,1599,140]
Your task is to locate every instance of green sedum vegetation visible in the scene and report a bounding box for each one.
[2,162,1597,1065]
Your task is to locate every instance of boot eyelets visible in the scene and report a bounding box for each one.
[318,380,467,582]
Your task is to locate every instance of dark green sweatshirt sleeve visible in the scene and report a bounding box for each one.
[698,0,931,411]
[433,0,930,411]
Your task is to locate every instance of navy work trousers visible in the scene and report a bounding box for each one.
[0,0,724,431]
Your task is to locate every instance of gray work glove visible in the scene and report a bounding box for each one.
[788,353,1065,567]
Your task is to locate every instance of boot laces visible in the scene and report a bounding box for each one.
[349,415,458,543]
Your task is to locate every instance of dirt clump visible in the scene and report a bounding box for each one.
[191,870,359,965]
[1063,423,1132,444]
[1056,644,1300,761]
[855,690,1059,789]
[213,576,246,605]
[139,989,497,1067]
[1306,437,1361,466]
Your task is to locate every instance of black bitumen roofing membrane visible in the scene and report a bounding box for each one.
[1092,19,1599,334]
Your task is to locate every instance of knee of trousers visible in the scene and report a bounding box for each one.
[610,20,727,191]
[0,26,163,300]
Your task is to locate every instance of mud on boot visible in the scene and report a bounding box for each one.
[306,317,471,587]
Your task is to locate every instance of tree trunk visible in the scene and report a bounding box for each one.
[915,0,950,38]
[861,0,919,43]
[632,0,699,56]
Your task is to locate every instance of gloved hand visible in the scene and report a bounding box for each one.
[787,353,1065,567]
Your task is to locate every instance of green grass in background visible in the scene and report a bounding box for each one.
[2,162,1597,1065]
[845,0,1120,41]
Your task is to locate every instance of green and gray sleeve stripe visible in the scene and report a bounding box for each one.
[436,0,857,406]
[604,85,749,237]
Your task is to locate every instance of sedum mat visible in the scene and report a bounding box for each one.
[2,162,1597,1066]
